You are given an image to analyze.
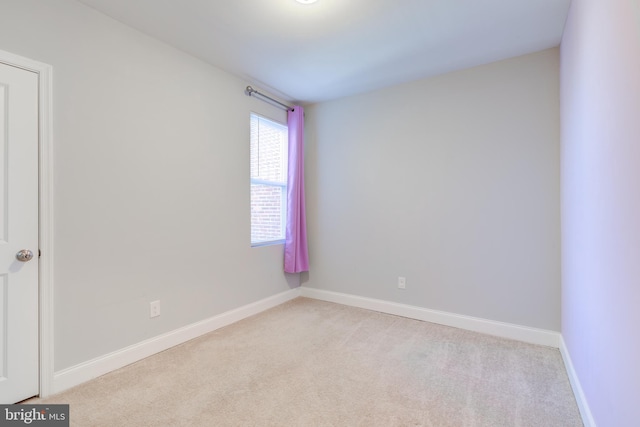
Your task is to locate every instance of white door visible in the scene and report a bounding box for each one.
[0,62,39,403]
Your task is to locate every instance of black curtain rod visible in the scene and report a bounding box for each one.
[245,86,294,112]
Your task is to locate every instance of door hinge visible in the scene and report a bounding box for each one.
[38,249,41,258]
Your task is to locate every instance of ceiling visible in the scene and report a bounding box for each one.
[76,0,571,104]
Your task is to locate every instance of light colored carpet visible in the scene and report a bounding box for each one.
[33,298,582,426]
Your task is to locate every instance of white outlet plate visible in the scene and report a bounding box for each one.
[398,277,406,289]
[150,300,161,318]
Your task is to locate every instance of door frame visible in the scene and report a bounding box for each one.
[0,49,54,399]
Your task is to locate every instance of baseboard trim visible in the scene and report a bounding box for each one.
[52,288,301,395]
[559,336,596,427]
[300,287,560,348]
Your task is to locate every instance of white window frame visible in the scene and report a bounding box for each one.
[250,113,288,247]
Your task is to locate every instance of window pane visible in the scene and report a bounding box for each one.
[251,183,285,243]
[250,115,287,183]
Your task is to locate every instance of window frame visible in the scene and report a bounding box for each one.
[250,113,288,247]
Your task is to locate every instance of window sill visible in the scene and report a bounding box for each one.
[251,239,285,248]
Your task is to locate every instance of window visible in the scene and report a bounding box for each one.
[250,114,288,246]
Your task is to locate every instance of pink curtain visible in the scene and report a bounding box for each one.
[284,106,309,273]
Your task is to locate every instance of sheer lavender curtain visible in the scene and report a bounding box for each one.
[284,106,309,273]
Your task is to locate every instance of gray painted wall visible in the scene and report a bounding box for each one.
[304,48,561,331]
[561,0,640,424]
[0,0,298,371]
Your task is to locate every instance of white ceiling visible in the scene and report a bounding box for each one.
[76,0,571,104]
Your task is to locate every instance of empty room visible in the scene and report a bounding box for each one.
[0,0,638,426]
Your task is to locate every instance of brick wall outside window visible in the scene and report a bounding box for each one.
[250,114,288,244]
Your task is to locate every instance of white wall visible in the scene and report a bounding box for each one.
[304,48,560,331]
[561,0,640,425]
[0,0,298,371]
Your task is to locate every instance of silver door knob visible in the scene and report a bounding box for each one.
[16,249,34,262]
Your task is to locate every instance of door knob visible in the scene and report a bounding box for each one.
[16,249,34,262]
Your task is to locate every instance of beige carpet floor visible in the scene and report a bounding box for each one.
[32,297,582,426]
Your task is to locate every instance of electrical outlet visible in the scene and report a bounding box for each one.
[398,277,406,289]
[150,300,161,318]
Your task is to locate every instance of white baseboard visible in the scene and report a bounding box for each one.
[51,288,301,395]
[560,336,596,427]
[51,285,589,426]
[300,287,560,348]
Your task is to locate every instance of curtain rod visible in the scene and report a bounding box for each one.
[245,86,294,112]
